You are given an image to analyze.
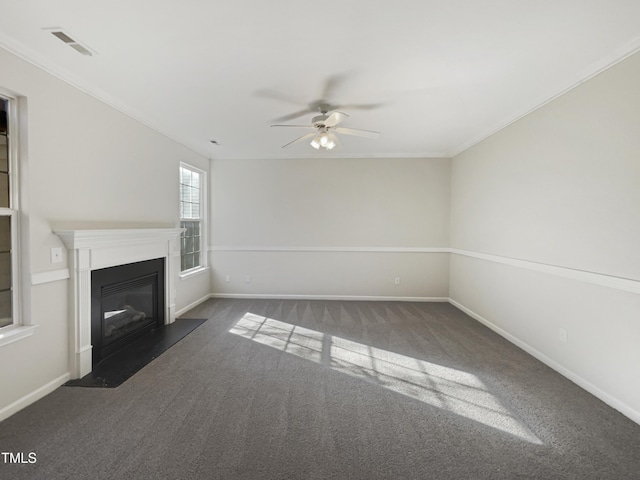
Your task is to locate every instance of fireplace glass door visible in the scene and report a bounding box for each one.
[101,276,155,347]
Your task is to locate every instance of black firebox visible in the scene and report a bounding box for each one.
[91,258,165,365]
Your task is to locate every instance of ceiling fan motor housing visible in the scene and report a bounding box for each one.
[312,114,330,128]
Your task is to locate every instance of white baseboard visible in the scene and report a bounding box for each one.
[211,246,449,253]
[0,372,70,423]
[210,293,449,302]
[176,294,215,317]
[448,298,640,426]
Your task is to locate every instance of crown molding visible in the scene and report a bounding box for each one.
[3,27,640,163]
[211,152,450,161]
[448,34,640,158]
[0,33,209,160]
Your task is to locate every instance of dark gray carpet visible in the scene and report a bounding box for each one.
[1,299,639,479]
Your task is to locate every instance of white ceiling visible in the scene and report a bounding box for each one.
[1,1,640,160]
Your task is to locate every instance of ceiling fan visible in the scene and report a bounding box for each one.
[256,74,384,123]
[271,104,380,150]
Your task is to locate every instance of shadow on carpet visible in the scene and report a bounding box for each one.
[64,318,206,388]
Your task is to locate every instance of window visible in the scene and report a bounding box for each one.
[0,94,17,330]
[179,164,205,273]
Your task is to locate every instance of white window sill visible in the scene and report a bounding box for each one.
[180,266,209,280]
[0,324,39,348]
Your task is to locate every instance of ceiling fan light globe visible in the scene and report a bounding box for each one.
[310,138,321,149]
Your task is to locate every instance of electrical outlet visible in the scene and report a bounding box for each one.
[394,277,401,285]
[245,275,251,283]
[50,246,63,264]
[558,328,568,343]
[225,275,231,282]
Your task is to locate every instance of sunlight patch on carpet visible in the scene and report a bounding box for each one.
[229,313,542,444]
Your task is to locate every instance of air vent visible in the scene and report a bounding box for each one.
[51,31,75,44]
[47,28,94,56]
[68,43,93,56]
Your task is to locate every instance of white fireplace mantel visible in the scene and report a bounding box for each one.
[55,228,184,379]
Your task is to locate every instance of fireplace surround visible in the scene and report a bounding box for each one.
[56,228,183,379]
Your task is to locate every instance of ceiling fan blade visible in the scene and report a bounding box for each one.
[281,132,316,148]
[320,74,347,101]
[323,111,349,127]
[334,127,380,139]
[337,102,385,111]
[254,88,305,106]
[273,108,316,122]
[271,124,315,128]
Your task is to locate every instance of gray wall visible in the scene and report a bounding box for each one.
[450,50,640,421]
[210,157,451,299]
[0,46,210,418]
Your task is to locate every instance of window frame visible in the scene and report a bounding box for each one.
[178,162,207,277]
[0,89,34,347]
[0,93,19,330]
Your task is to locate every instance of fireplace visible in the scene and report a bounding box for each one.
[91,258,165,365]
[55,227,183,379]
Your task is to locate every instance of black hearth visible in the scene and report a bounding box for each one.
[91,258,165,365]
